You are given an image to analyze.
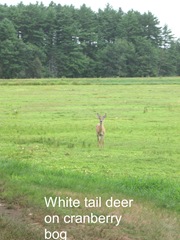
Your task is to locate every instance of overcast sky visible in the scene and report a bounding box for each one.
[1,0,180,39]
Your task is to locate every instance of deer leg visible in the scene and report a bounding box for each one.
[97,135,100,147]
[101,136,104,148]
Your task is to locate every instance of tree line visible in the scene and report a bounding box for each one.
[0,2,180,79]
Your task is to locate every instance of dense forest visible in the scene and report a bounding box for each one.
[0,2,180,78]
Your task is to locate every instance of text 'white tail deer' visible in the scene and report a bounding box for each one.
[96,113,106,147]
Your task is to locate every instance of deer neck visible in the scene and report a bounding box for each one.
[99,122,104,131]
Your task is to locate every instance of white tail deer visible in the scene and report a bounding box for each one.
[96,113,106,147]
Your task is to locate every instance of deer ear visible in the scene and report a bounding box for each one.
[97,113,100,118]
[103,114,106,119]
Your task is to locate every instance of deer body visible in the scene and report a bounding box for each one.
[96,114,106,147]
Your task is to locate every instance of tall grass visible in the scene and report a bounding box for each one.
[0,81,179,210]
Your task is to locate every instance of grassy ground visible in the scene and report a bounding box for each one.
[0,78,180,239]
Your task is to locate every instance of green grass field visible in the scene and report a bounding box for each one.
[0,78,180,240]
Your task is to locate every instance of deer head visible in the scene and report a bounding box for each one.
[97,113,106,124]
